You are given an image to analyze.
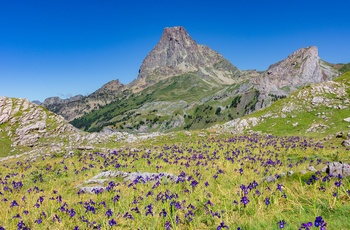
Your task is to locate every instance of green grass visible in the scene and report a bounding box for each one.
[0,132,12,157]
[339,63,350,73]
[247,71,350,139]
[70,74,255,133]
[0,132,349,229]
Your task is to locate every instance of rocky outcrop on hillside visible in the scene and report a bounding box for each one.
[253,46,339,110]
[0,96,78,149]
[216,77,349,137]
[132,26,241,90]
[0,96,174,161]
[256,46,339,96]
[42,80,126,121]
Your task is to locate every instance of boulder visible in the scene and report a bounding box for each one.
[307,166,316,172]
[326,162,350,177]
[342,140,350,147]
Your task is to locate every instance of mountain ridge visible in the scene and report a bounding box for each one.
[41,26,341,133]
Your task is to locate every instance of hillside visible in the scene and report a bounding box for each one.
[42,80,127,121]
[217,71,350,142]
[70,74,258,132]
[43,27,339,134]
[0,96,121,159]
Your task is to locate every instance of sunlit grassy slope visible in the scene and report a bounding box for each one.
[247,71,350,140]
[0,132,349,229]
[71,74,257,133]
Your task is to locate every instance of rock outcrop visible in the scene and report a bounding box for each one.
[256,46,339,96]
[0,96,81,149]
[131,26,241,90]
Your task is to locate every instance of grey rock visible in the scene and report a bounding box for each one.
[78,186,105,193]
[344,117,350,122]
[326,162,350,177]
[342,140,350,147]
[263,175,277,183]
[307,166,317,172]
[300,170,307,175]
[336,132,344,138]
[255,46,338,97]
[77,146,94,151]
[78,170,182,193]
[287,171,294,177]
[312,96,324,104]
[279,172,286,177]
[133,26,241,90]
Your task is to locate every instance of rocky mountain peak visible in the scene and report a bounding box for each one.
[90,79,125,96]
[256,46,339,96]
[160,26,197,51]
[133,26,240,90]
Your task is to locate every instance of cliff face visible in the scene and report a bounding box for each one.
[132,26,241,90]
[252,46,340,110]
[256,46,339,96]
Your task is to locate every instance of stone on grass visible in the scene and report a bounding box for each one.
[342,140,350,147]
[263,175,277,183]
[307,166,316,172]
[326,162,350,177]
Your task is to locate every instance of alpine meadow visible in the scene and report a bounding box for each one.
[1,25,350,230]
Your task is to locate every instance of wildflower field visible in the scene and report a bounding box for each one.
[0,133,349,229]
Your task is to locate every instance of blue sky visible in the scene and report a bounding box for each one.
[1,0,349,102]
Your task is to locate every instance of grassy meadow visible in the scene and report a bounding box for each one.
[0,132,349,229]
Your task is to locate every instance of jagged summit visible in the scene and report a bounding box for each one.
[133,26,241,90]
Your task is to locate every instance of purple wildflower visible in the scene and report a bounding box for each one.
[159,209,167,218]
[105,209,113,217]
[240,196,249,206]
[10,200,19,208]
[123,212,134,220]
[108,218,117,226]
[164,220,171,230]
[300,221,313,229]
[145,204,153,216]
[278,220,286,228]
[217,221,229,230]
[335,180,342,187]
[315,216,327,229]
[34,217,42,224]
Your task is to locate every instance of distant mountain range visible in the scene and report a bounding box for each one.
[41,26,345,133]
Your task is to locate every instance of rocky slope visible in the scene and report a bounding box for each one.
[0,97,111,158]
[42,27,341,134]
[0,96,172,159]
[256,46,338,96]
[68,45,340,133]
[42,79,126,121]
[216,71,350,139]
[130,26,242,91]
[253,46,339,110]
